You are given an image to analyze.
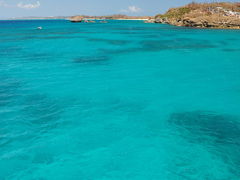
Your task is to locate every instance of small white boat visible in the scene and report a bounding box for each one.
[37,27,42,30]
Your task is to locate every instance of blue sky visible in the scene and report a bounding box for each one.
[0,0,239,18]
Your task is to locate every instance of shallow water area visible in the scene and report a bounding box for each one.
[0,20,240,180]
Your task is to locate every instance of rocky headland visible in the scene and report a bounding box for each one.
[148,2,240,29]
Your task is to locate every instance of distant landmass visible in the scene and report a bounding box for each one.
[68,14,150,22]
[7,16,69,20]
[6,14,151,21]
[146,2,240,29]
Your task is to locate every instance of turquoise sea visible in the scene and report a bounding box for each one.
[0,20,240,179]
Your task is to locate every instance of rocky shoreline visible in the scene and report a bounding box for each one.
[146,2,240,29]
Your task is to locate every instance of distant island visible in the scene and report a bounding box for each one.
[68,14,150,22]
[6,14,151,21]
[146,2,240,29]
[6,16,69,20]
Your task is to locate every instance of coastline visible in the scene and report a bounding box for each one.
[150,2,240,30]
[0,18,148,21]
[114,19,148,20]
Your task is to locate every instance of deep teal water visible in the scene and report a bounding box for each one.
[0,19,240,179]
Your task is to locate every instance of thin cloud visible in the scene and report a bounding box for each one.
[17,1,40,9]
[0,0,9,7]
[121,6,142,13]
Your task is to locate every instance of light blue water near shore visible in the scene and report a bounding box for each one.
[0,19,240,179]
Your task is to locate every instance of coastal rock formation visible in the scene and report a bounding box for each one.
[69,16,83,23]
[152,2,240,29]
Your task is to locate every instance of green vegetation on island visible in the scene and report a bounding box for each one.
[147,2,240,29]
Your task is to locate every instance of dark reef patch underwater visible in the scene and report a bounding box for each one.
[0,76,21,106]
[140,39,217,51]
[169,111,240,177]
[73,55,110,65]
[88,38,130,45]
[0,20,240,180]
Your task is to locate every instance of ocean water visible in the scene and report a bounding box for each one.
[0,19,240,180]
